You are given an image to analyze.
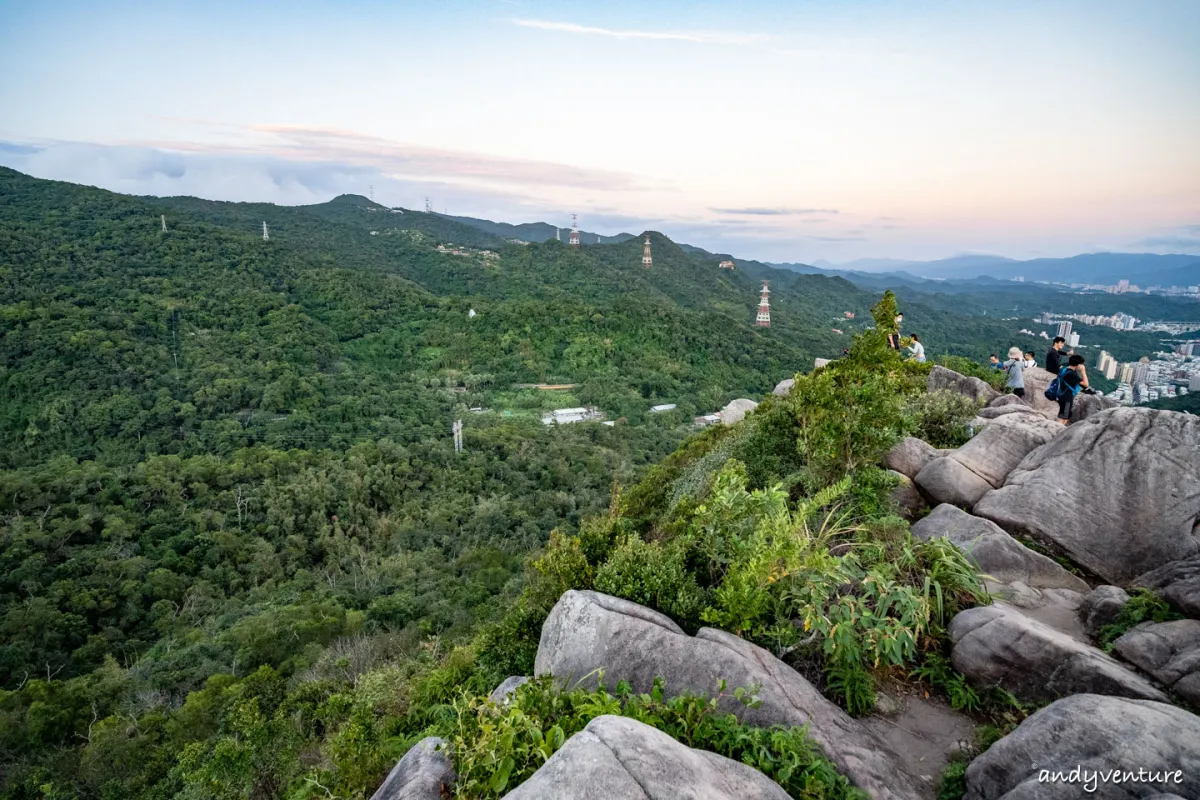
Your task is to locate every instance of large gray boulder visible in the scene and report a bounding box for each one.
[1069,391,1120,423]
[914,456,994,509]
[1022,366,1060,418]
[504,715,791,800]
[1078,586,1131,638]
[535,590,924,800]
[1113,620,1200,707]
[888,470,927,520]
[928,365,1000,404]
[883,437,940,479]
[948,604,1169,704]
[772,378,795,397]
[973,408,1200,585]
[370,737,454,800]
[911,504,1088,593]
[976,404,1038,420]
[946,412,1063,489]
[488,675,530,706]
[719,398,759,426]
[1135,555,1200,619]
[986,393,1026,409]
[963,694,1200,799]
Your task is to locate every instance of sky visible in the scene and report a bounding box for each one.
[1,0,1198,263]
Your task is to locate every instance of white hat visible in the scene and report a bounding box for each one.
[1008,346,1022,359]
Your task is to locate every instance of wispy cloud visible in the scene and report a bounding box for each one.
[1129,224,1200,252]
[709,206,839,216]
[513,19,769,46]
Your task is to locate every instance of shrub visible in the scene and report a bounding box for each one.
[594,537,705,627]
[906,390,979,448]
[1097,589,1183,650]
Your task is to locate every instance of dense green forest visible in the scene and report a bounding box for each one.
[0,166,1190,798]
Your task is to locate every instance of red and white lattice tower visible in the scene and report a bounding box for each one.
[569,214,580,248]
[754,281,771,327]
[642,235,653,268]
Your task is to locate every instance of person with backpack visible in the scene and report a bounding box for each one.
[1002,346,1026,398]
[1048,354,1089,424]
[1024,351,1037,372]
[1046,337,1066,374]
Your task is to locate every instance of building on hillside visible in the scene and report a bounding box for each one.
[1069,332,1080,347]
[1056,321,1073,340]
[693,413,721,428]
[642,235,653,268]
[754,281,771,327]
[1120,363,1135,384]
[541,407,602,426]
[719,260,735,270]
[649,404,677,413]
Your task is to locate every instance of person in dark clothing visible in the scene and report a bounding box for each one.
[1056,354,1089,424]
[1046,337,1066,374]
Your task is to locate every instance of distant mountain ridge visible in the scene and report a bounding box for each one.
[810,252,1200,286]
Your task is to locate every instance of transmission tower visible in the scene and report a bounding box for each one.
[424,197,432,213]
[569,214,580,248]
[369,184,374,203]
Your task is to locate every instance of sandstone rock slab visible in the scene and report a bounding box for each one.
[963,694,1200,799]
[949,604,1168,704]
[883,437,940,480]
[948,412,1063,489]
[370,737,454,800]
[928,365,999,404]
[911,504,1088,592]
[1113,620,1200,706]
[535,590,923,800]
[720,398,759,426]
[1135,555,1200,619]
[1079,586,1130,638]
[915,456,993,509]
[973,407,1200,585]
[986,393,1026,409]
[505,715,791,800]
[488,675,530,706]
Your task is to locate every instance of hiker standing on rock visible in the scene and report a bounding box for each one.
[1002,347,1026,398]
[1054,354,1089,425]
[989,354,1002,370]
[887,313,903,350]
[1046,337,1066,373]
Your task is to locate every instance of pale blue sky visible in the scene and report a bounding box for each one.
[1,0,1198,262]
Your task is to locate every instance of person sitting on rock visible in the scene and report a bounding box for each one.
[1002,346,1026,398]
[1046,337,1066,373]
[906,334,926,362]
[1056,354,1089,425]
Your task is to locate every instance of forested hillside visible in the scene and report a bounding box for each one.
[3,167,1170,799]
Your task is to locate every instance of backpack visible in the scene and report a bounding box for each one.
[1044,366,1079,401]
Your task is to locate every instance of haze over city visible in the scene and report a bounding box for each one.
[2,0,1198,263]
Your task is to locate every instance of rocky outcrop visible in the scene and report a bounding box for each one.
[973,408,1200,585]
[947,413,1063,489]
[772,378,795,397]
[488,675,529,706]
[915,456,994,509]
[914,413,1062,510]
[535,590,923,800]
[1135,555,1200,618]
[927,365,999,404]
[883,437,940,480]
[1078,586,1130,638]
[1069,391,1120,423]
[976,404,1037,420]
[986,394,1026,409]
[888,471,927,519]
[505,715,791,800]
[911,504,1088,592]
[370,737,454,800]
[963,694,1200,799]
[720,398,759,426]
[1113,620,1200,706]
[1022,366,1060,418]
[949,604,1169,703]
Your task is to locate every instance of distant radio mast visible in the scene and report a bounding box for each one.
[754,281,771,327]
[556,227,560,241]
[262,221,269,242]
[424,197,432,213]
[569,214,580,248]
[369,184,374,203]
[161,214,167,233]
[642,234,653,268]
